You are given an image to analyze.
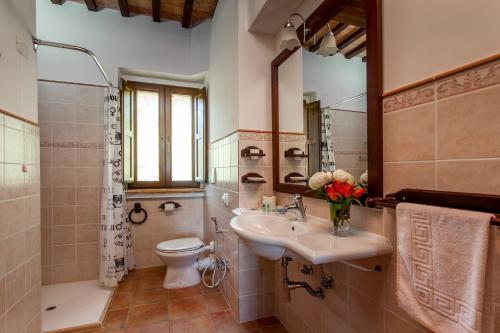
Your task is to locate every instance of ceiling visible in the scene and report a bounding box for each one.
[49,0,218,28]
[305,0,367,60]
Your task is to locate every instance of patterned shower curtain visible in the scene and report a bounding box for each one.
[99,87,135,288]
[321,107,336,171]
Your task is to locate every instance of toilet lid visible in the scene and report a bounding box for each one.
[156,237,204,253]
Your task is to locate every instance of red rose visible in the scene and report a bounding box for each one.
[333,181,353,197]
[325,184,338,201]
[353,187,365,198]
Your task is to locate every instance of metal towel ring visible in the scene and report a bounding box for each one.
[128,203,147,224]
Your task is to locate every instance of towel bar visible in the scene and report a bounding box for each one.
[366,189,500,226]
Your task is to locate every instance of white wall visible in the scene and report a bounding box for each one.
[208,0,239,142]
[383,0,500,92]
[237,0,276,132]
[0,0,38,122]
[303,51,366,111]
[36,0,210,86]
[278,49,303,133]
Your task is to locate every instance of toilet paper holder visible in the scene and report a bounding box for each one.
[158,201,182,210]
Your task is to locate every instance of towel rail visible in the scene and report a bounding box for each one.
[366,189,500,226]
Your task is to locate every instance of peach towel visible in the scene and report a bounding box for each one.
[396,203,496,333]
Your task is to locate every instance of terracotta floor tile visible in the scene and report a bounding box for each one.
[102,309,129,331]
[170,315,215,333]
[259,324,287,333]
[136,274,165,290]
[136,266,165,277]
[110,291,134,310]
[133,288,168,305]
[127,303,169,327]
[117,276,138,292]
[205,293,229,313]
[168,285,202,300]
[211,311,258,333]
[169,295,208,320]
[125,321,170,333]
[255,317,280,327]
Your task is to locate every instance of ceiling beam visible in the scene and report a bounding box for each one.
[337,27,365,51]
[362,56,367,62]
[182,0,195,29]
[50,0,65,4]
[345,42,366,59]
[118,0,129,17]
[152,0,161,22]
[83,0,98,11]
[310,23,348,52]
[297,0,350,42]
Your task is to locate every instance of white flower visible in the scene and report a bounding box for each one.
[308,171,332,190]
[332,169,354,184]
[360,170,368,185]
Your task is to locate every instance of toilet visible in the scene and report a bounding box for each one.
[156,237,214,289]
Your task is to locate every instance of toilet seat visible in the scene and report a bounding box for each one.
[156,237,204,253]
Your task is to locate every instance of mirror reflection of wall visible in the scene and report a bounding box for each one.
[279,26,367,184]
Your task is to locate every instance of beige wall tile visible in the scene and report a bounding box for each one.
[25,226,41,260]
[348,288,383,333]
[5,232,25,272]
[76,243,98,262]
[3,198,26,238]
[5,265,25,309]
[384,104,435,162]
[51,167,75,187]
[25,254,41,292]
[77,261,98,281]
[383,162,435,195]
[4,128,24,164]
[5,295,25,333]
[52,148,75,167]
[437,160,500,195]
[53,245,76,265]
[4,164,25,200]
[76,168,99,187]
[76,187,99,206]
[53,225,75,245]
[52,263,76,284]
[53,206,76,225]
[52,122,75,143]
[53,188,76,206]
[437,86,500,159]
[76,224,98,243]
[76,206,99,224]
[51,103,75,123]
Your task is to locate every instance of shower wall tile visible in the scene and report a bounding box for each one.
[38,80,105,285]
[0,111,41,333]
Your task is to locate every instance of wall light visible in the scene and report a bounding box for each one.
[279,13,308,51]
[316,23,338,57]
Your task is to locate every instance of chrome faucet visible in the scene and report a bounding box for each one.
[274,194,307,221]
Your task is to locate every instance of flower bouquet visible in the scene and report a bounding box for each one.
[308,169,366,236]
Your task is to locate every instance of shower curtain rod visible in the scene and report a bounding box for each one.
[32,37,114,87]
[327,92,367,109]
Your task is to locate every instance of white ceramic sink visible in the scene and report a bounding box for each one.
[230,213,392,264]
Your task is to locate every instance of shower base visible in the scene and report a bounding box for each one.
[41,280,113,333]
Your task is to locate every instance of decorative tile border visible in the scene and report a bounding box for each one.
[383,84,435,113]
[40,141,103,149]
[279,133,306,142]
[436,58,500,99]
[384,57,500,113]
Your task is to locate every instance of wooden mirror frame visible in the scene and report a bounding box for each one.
[271,0,383,197]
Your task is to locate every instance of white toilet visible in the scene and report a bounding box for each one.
[156,237,214,289]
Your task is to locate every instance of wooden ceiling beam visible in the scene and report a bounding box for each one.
[50,0,65,4]
[118,0,129,17]
[345,42,366,59]
[310,23,348,52]
[152,0,161,22]
[297,0,350,42]
[83,0,98,12]
[182,0,195,28]
[337,27,365,51]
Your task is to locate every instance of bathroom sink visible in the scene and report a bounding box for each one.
[230,213,392,264]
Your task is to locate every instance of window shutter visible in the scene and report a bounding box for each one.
[122,80,135,183]
[194,87,206,182]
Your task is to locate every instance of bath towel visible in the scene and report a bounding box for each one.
[396,203,496,333]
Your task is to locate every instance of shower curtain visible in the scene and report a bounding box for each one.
[99,87,135,288]
[321,107,336,171]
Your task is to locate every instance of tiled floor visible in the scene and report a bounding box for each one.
[78,267,287,333]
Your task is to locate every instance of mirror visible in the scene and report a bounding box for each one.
[272,0,382,197]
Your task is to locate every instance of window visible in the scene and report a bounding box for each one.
[122,81,206,188]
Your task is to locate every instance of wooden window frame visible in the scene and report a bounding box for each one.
[126,81,202,189]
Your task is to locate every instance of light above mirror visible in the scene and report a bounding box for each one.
[316,24,338,57]
[279,13,307,51]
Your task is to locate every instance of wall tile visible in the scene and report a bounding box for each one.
[437,160,500,195]
[437,86,500,159]
[383,162,435,195]
[383,104,435,162]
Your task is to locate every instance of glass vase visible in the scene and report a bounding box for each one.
[329,202,351,237]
